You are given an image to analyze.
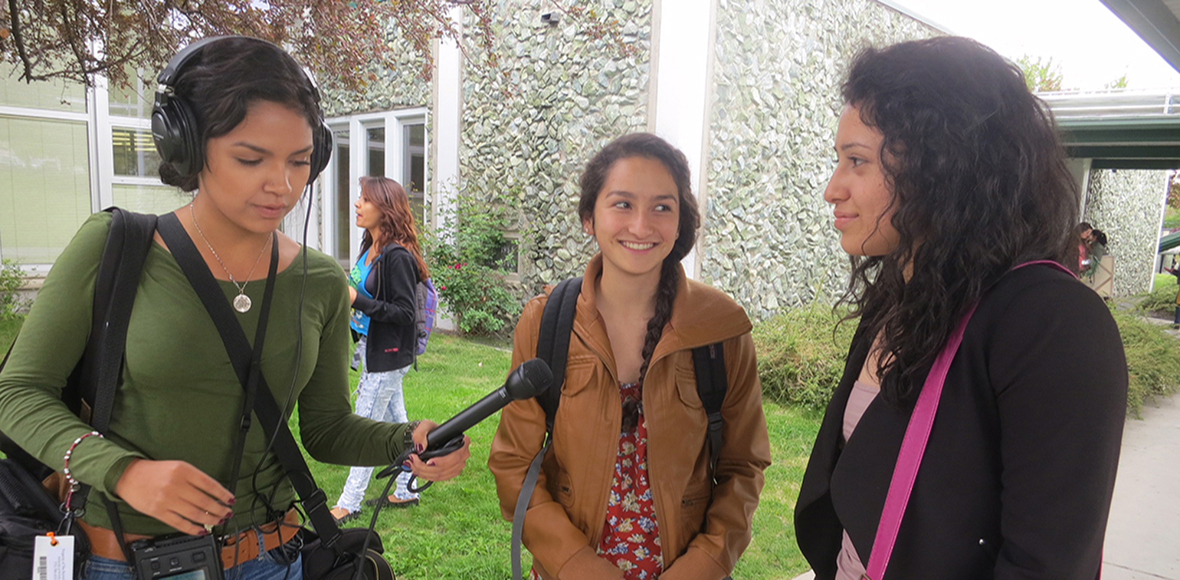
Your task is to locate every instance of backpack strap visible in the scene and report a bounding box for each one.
[511,276,581,579]
[83,209,158,431]
[411,261,424,371]
[0,209,155,440]
[692,341,728,478]
[77,208,157,522]
[0,208,155,544]
[535,277,581,430]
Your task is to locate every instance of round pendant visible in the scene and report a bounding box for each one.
[233,294,252,313]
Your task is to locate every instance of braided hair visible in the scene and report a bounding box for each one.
[578,133,701,383]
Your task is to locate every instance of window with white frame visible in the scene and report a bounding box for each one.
[0,64,94,266]
[0,64,198,267]
[101,69,190,217]
[323,108,428,268]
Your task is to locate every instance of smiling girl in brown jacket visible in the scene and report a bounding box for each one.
[489,133,772,580]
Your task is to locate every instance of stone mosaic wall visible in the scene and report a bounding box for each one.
[702,0,936,320]
[318,0,939,316]
[318,25,431,117]
[457,0,653,292]
[1083,169,1169,297]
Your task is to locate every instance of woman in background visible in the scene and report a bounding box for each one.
[1077,222,1094,273]
[1085,229,1108,281]
[331,176,431,521]
[795,37,1127,579]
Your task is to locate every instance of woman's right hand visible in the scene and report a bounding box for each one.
[114,459,235,535]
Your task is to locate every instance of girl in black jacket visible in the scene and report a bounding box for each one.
[796,37,1127,579]
[331,176,434,521]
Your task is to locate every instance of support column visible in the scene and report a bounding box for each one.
[1068,157,1094,217]
[433,5,464,236]
[431,6,464,331]
[650,0,718,280]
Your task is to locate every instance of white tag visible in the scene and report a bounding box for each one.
[31,535,74,580]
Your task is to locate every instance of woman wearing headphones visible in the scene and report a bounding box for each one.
[330,176,429,522]
[0,37,469,580]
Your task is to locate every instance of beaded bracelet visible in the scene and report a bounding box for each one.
[63,431,103,490]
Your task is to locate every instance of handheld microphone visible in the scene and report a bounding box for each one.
[424,358,554,452]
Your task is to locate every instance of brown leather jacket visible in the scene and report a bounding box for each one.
[489,256,772,580]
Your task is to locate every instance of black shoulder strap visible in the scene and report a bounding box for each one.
[535,277,581,431]
[1,208,154,429]
[79,208,157,522]
[0,208,155,541]
[692,342,728,477]
[84,208,158,430]
[157,213,344,547]
[512,276,580,580]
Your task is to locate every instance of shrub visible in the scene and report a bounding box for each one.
[1109,307,1180,416]
[753,303,855,409]
[1136,273,1178,317]
[755,301,1177,418]
[426,191,523,336]
[0,260,27,320]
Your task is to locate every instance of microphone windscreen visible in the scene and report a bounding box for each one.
[517,359,554,398]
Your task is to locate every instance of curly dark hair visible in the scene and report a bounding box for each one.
[839,37,1079,407]
[157,37,324,191]
[578,133,701,382]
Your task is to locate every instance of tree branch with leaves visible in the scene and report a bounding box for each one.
[0,0,495,90]
[1016,54,1065,93]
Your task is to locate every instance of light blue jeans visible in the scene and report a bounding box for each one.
[82,537,301,580]
[335,337,416,513]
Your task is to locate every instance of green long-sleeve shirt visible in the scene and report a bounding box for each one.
[0,212,411,535]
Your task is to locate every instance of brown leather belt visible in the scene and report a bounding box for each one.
[79,508,301,570]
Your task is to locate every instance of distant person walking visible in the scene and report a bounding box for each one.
[1085,229,1108,281]
[1077,222,1094,274]
[331,176,432,522]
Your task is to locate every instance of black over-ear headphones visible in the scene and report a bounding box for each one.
[151,35,333,183]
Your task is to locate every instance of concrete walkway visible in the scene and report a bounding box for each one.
[1102,394,1180,580]
[789,394,1180,580]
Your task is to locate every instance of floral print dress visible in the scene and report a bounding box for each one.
[598,381,664,579]
[529,381,664,580]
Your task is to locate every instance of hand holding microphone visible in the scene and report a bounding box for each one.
[379,358,553,486]
[425,358,553,452]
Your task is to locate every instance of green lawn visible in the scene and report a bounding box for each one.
[303,333,819,579]
[0,316,21,354]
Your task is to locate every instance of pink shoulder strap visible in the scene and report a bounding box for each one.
[862,260,1074,579]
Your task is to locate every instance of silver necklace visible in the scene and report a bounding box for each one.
[188,203,270,313]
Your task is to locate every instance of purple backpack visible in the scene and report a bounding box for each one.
[415,278,437,357]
